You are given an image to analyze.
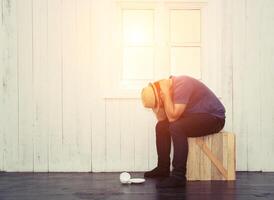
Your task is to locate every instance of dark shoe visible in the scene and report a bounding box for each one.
[156,176,186,188]
[144,167,170,178]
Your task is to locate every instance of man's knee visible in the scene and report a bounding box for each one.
[169,120,187,136]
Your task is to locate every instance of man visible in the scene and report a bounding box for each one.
[141,75,225,188]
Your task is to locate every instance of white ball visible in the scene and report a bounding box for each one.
[120,172,131,184]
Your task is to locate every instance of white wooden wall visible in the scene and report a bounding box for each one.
[0,0,93,172]
[0,0,274,172]
[232,0,274,171]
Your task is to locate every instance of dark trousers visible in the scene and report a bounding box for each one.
[155,113,225,180]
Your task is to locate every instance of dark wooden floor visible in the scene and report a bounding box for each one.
[0,172,274,200]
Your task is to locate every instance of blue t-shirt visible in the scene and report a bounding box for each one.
[171,75,225,119]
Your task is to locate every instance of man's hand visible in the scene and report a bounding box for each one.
[159,79,186,122]
[152,107,167,121]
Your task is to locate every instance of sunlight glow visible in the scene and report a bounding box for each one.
[125,27,146,45]
[123,10,154,45]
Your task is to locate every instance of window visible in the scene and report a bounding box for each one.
[122,9,155,81]
[170,9,201,78]
[118,2,205,93]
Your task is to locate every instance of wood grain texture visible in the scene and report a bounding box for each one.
[0,0,3,171]
[61,0,92,171]
[104,99,154,172]
[0,0,18,171]
[187,138,201,180]
[47,0,63,172]
[1,0,274,172]
[17,0,34,171]
[90,0,111,172]
[187,132,235,181]
[211,133,223,180]
[200,136,212,180]
[227,133,236,180]
[260,0,274,172]
[232,0,248,171]
[120,100,135,171]
[32,0,49,172]
[245,0,264,172]
[232,0,274,172]
[74,0,92,172]
[105,100,121,171]
[0,172,274,200]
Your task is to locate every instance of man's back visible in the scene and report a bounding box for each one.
[171,75,226,119]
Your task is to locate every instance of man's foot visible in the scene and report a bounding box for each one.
[144,167,170,178]
[156,176,186,188]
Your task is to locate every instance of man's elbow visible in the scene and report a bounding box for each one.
[168,110,184,122]
[168,118,177,122]
[167,113,180,122]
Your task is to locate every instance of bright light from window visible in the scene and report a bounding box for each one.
[123,10,154,45]
[125,26,146,45]
[122,9,155,81]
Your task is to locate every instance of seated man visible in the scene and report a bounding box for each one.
[141,75,225,188]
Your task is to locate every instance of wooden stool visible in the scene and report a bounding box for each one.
[186,132,236,181]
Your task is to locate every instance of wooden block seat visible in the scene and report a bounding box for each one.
[186,132,236,181]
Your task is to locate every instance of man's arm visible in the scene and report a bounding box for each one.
[159,79,186,122]
[161,92,186,122]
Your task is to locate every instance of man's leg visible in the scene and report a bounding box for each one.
[156,120,171,169]
[144,120,171,178]
[157,113,225,187]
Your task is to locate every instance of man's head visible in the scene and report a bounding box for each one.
[141,78,172,111]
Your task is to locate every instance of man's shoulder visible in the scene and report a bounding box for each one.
[173,75,197,85]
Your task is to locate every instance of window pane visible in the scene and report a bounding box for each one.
[170,47,201,78]
[170,10,200,44]
[123,9,154,45]
[123,47,154,80]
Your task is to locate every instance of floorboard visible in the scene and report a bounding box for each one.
[0,172,273,200]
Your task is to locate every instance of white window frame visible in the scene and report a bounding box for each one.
[105,1,208,98]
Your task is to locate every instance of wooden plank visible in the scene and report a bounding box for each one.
[32,0,49,172]
[196,137,228,180]
[261,0,274,172]
[105,100,121,171]
[17,0,34,171]
[47,0,63,172]
[90,0,111,172]
[61,0,92,171]
[186,138,201,180]
[120,100,135,171]
[232,0,248,171]
[245,0,263,171]
[0,0,18,171]
[134,100,149,171]
[227,133,236,180]
[0,0,3,171]
[222,132,228,180]
[61,0,79,171]
[0,0,4,171]
[91,97,106,172]
[75,0,92,172]
[211,133,223,180]
[200,136,212,180]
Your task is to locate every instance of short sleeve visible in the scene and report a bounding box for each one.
[172,78,193,104]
